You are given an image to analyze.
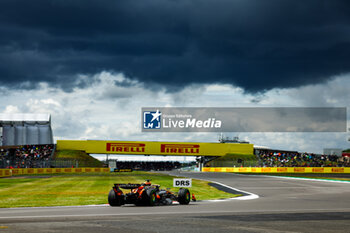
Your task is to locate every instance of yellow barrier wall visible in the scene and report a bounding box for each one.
[2,167,348,177]
[202,167,350,173]
[0,168,110,178]
[57,140,254,156]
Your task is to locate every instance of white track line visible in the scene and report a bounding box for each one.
[168,172,259,201]
[204,180,259,201]
[4,204,109,210]
[195,179,259,202]
[2,208,350,220]
[256,175,350,184]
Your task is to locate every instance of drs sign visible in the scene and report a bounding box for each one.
[173,178,192,188]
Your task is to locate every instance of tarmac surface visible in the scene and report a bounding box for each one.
[0,171,350,233]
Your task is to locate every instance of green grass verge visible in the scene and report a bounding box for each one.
[0,172,239,208]
[54,150,103,167]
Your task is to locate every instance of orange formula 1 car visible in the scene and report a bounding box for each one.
[108,180,195,206]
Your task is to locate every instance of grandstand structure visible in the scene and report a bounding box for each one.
[323,148,343,157]
[0,113,53,146]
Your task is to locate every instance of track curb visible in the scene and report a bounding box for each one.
[167,171,259,202]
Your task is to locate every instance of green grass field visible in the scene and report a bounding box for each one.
[0,172,238,208]
[54,150,103,167]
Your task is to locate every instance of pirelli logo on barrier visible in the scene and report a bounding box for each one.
[160,144,200,154]
[294,168,305,172]
[312,168,324,173]
[114,168,133,172]
[277,168,288,172]
[201,167,350,174]
[262,168,271,172]
[332,168,344,173]
[1,167,350,178]
[106,143,146,153]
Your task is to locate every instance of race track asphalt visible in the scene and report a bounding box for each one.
[0,171,349,233]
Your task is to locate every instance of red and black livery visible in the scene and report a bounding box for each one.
[108,180,193,206]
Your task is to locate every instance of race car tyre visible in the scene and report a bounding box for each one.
[108,189,122,206]
[145,189,157,206]
[178,188,190,205]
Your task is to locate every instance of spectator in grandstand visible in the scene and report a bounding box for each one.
[0,144,54,168]
[257,150,349,167]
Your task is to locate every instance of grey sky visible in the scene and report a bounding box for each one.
[0,1,349,154]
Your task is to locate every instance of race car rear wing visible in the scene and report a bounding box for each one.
[114,183,141,189]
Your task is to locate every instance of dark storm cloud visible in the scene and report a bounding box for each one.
[0,0,350,92]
